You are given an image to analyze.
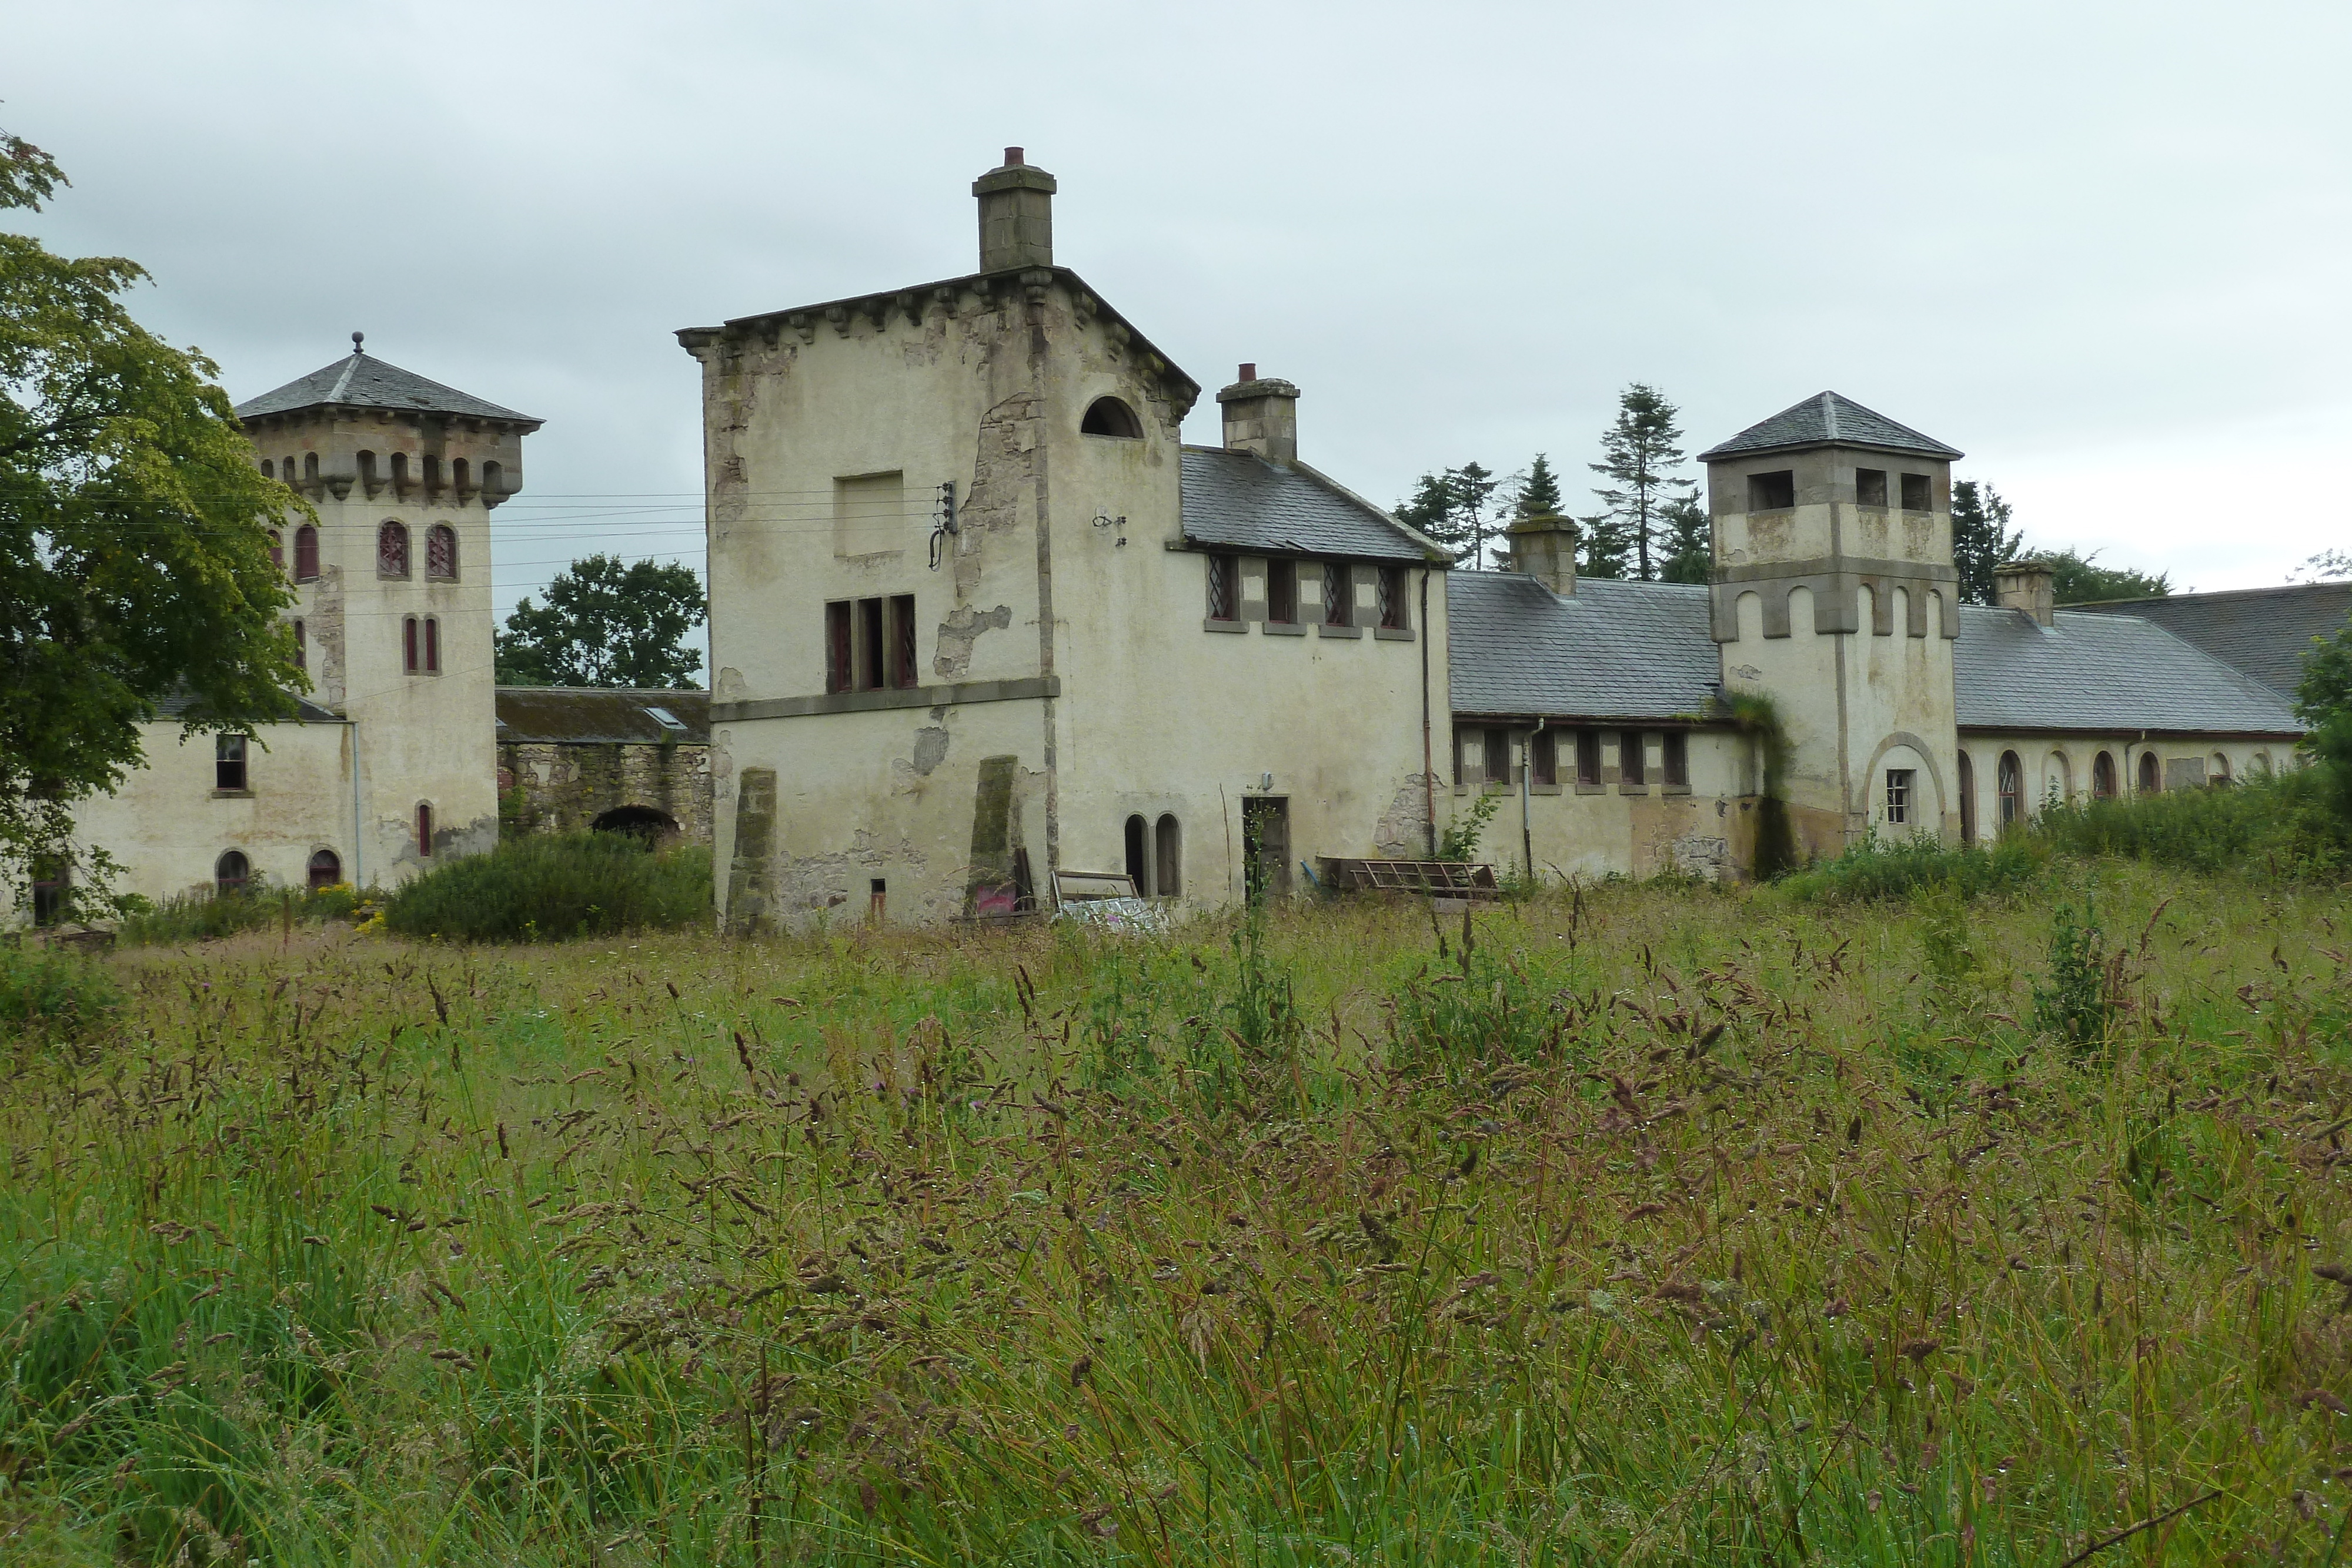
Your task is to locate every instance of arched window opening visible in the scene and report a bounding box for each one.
[215,733,248,792]
[1080,396,1144,439]
[293,524,320,582]
[481,460,504,502]
[1124,814,1150,891]
[1956,751,1976,846]
[293,618,306,671]
[452,457,472,495]
[2210,752,2233,786]
[415,803,435,858]
[269,529,283,570]
[357,450,378,493]
[1154,814,1181,897]
[2044,751,2072,807]
[2253,750,2273,776]
[403,616,419,673]
[2137,751,2160,794]
[215,850,251,896]
[390,452,411,494]
[426,523,458,581]
[2092,751,2117,799]
[423,454,443,496]
[302,453,319,486]
[591,805,678,842]
[260,459,275,480]
[378,520,410,578]
[308,849,342,890]
[424,617,440,674]
[1997,751,2023,828]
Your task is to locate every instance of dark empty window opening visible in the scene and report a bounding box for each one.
[391,452,410,493]
[1154,814,1181,896]
[1125,814,1150,890]
[826,601,853,692]
[1855,467,1888,507]
[1662,730,1689,788]
[358,450,377,491]
[260,459,275,480]
[303,453,319,487]
[593,805,678,841]
[1482,728,1510,790]
[2093,751,2118,799]
[1080,396,1144,438]
[1748,470,1795,511]
[452,458,472,495]
[1207,554,1238,622]
[425,616,440,674]
[269,529,283,569]
[482,460,504,499]
[308,849,342,890]
[1900,472,1931,510]
[416,803,435,858]
[293,618,306,671]
[1378,566,1407,630]
[890,594,917,687]
[2137,750,2160,794]
[1531,728,1558,787]
[1619,732,1647,787]
[1575,729,1602,786]
[858,599,885,690]
[403,616,420,673]
[1323,562,1352,626]
[216,734,248,793]
[215,850,250,897]
[826,596,918,691]
[294,524,319,582]
[1267,559,1298,624]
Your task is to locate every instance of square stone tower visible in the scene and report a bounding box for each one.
[1699,392,1963,855]
[235,338,540,884]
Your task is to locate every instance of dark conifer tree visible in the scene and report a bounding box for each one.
[1656,493,1713,584]
[1587,385,1695,580]
[1950,480,2024,605]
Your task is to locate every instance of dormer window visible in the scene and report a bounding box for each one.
[1855,467,1887,507]
[1080,396,1144,438]
[1748,471,1795,510]
[1900,473,1931,510]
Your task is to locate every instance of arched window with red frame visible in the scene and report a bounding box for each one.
[378,520,410,578]
[293,524,320,582]
[403,616,419,673]
[416,803,435,857]
[426,523,457,581]
[424,617,439,673]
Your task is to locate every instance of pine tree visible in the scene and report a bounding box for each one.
[1587,384,1695,580]
[1656,493,1712,584]
[1511,452,1566,519]
[1577,510,1636,580]
[1391,463,1504,567]
[1950,480,2024,605]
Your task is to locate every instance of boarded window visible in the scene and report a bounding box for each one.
[1207,554,1238,621]
[426,523,458,580]
[826,596,917,690]
[858,599,885,689]
[378,520,410,577]
[1378,566,1406,629]
[215,734,247,792]
[294,524,320,582]
[215,850,250,895]
[1267,560,1298,624]
[1662,730,1689,787]
[1619,732,1646,787]
[1323,561,1351,626]
[833,472,906,559]
[1885,768,1914,825]
[1748,471,1795,510]
[1531,728,1558,787]
[1855,468,1888,507]
[1575,729,1602,786]
[1900,473,1931,510]
[888,594,917,688]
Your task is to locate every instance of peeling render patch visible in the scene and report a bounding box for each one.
[774,831,930,919]
[911,726,950,775]
[932,604,1011,678]
[313,564,347,711]
[955,394,1040,599]
[1373,773,1435,857]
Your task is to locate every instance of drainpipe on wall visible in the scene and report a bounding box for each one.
[1521,716,1546,883]
[1419,567,1435,858]
[349,721,363,889]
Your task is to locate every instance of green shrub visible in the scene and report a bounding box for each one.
[2032,885,2113,1054]
[1778,832,2041,903]
[115,886,280,945]
[381,834,711,942]
[2034,769,2346,876]
[0,943,121,1039]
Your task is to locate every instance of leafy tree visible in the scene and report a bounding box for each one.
[1656,492,1712,584]
[1950,479,2023,605]
[2031,547,2170,604]
[2294,610,2352,825]
[1576,509,1636,580]
[1586,384,1695,580]
[2291,549,2351,582]
[2,129,301,911]
[1391,462,1504,567]
[495,555,707,688]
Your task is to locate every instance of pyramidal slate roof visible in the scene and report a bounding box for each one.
[234,343,539,425]
[1697,392,1962,463]
[2067,582,2352,701]
[1180,447,1442,561]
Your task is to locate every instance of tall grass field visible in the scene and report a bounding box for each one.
[5,867,2352,1564]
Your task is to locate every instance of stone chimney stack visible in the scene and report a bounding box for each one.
[1993,559,2056,626]
[1217,364,1300,464]
[1507,514,1579,596]
[974,147,1055,273]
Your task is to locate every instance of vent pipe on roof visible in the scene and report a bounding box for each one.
[1217,365,1300,464]
[1993,559,2055,626]
[974,148,1055,273]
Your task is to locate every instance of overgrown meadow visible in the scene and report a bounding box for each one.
[6,870,2352,1564]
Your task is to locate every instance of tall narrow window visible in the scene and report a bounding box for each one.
[1154,814,1181,897]
[260,459,275,480]
[2092,751,2117,799]
[403,617,419,673]
[888,594,917,688]
[1267,560,1298,625]
[294,524,320,582]
[482,460,503,500]
[452,458,471,495]
[390,452,410,495]
[1482,728,1509,788]
[29,856,69,927]
[426,523,458,581]
[826,601,853,693]
[423,454,443,496]
[303,453,320,487]
[1958,751,1977,845]
[215,734,248,792]
[1662,730,1689,788]
[1575,729,1602,787]
[1531,728,1558,787]
[1323,562,1352,626]
[293,618,306,671]
[1999,751,2024,825]
[269,530,284,570]
[378,520,410,578]
[215,850,251,895]
[1207,554,1238,623]
[1619,732,1646,787]
[424,616,440,674]
[357,450,378,493]
[1124,814,1150,891]
[1378,566,1406,630]
[1885,768,1913,826]
[858,598,885,689]
[416,803,435,857]
[2137,751,2160,794]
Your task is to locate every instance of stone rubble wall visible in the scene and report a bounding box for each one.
[497,741,713,844]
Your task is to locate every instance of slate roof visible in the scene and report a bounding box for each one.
[153,690,343,724]
[495,688,710,745]
[1446,573,1723,721]
[2066,583,2352,701]
[1954,606,2301,735]
[235,346,539,425]
[1180,447,1442,562]
[1696,392,1963,463]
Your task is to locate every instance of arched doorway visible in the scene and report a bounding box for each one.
[215,850,251,896]
[592,804,679,843]
[2092,752,2117,800]
[2137,751,2160,794]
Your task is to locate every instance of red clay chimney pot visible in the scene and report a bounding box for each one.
[1004,146,1023,166]
[1238,362,1256,381]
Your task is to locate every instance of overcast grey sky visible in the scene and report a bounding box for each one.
[11,0,2348,633]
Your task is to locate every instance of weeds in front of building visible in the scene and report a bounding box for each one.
[7,870,2352,1563]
